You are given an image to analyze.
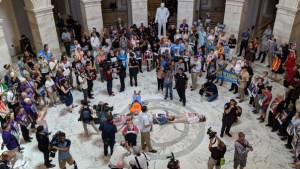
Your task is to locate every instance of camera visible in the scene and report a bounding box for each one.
[93,102,114,124]
[207,127,217,139]
[49,131,62,157]
[93,102,113,113]
[167,152,180,169]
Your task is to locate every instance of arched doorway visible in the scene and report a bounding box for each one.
[102,0,129,29]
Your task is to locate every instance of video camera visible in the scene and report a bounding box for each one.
[207,127,217,139]
[167,152,180,169]
[49,131,62,157]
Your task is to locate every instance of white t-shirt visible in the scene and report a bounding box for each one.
[45,79,55,93]
[138,112,151,132]
[109,145,129,167]
[49,61,57,77]
[129,153,151,169]
[40,60,49,74]
[78,75,88,89]
[186,113,199,123]
[7,90,18,105]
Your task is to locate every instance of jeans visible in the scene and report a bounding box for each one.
[119,76,125,90]
[130,73,137,86]
[164,83,173,98]
[176,87,186,104]
[239,40,248,56]
[207,94,218,102]
[104,141,115,156]
[20,125,30,141]
[157,78,164,90]
[221,118,233,135]
[63,41,71,57]
[107,79,113,95]
[87,80,93,97]
[82,88,88,102]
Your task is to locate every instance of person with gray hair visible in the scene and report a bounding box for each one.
[129,146,151,169]
[234,132,253,169]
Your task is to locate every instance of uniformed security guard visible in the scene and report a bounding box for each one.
[117,60,126,92]
[220,99,239,138]
[175,68,188,106]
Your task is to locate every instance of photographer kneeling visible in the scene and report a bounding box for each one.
[200,81,218,102]
[208,134,226,169]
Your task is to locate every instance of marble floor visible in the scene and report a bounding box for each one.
[4,59,296,169]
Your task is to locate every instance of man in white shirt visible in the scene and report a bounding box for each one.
[78,70,88,102]
[7,85,19,113]
[48,56,58,79]
[90,33,100,49]
[129,146,150,169]
[109,140,131,168]
[190,56,201,91]
[138,106,157,153]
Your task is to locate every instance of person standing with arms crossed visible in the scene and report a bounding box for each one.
[138,106,157,153]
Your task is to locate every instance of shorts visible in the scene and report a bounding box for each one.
[234,158,247,168]
[59,156,74,169]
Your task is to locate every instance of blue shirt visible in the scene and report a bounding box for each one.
[171,43,184,55]
[241,32,250,41]
[160,60,167,68]
[58,139,72,160]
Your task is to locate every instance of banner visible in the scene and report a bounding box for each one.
[216,69,238,84]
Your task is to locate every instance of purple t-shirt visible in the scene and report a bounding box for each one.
[2,130,19,150]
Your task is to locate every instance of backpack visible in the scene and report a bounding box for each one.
[82,107,92,123]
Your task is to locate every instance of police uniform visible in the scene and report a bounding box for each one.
[221,103,237,137]
[175,73,188,106]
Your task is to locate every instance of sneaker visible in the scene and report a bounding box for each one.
[164,97,167,100]
[170,97,173,100]
[149,150,157,153]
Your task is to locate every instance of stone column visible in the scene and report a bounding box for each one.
[25,5,61,56]
[80,0,103,33]
[0,19,12,71]
[131,0,148,26]
[177,0,195,29]
[223,0,247,41]
[273,4,297,44]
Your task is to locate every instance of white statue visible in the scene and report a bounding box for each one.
[155,3,170,38]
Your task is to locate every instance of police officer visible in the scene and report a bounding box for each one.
[36,126,55,168]
[128,52,139,87]
[220,99,239,138]
[117,60,126,92]
[175,68,188,106]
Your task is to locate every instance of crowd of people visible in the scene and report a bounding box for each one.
[0,11,299,169]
